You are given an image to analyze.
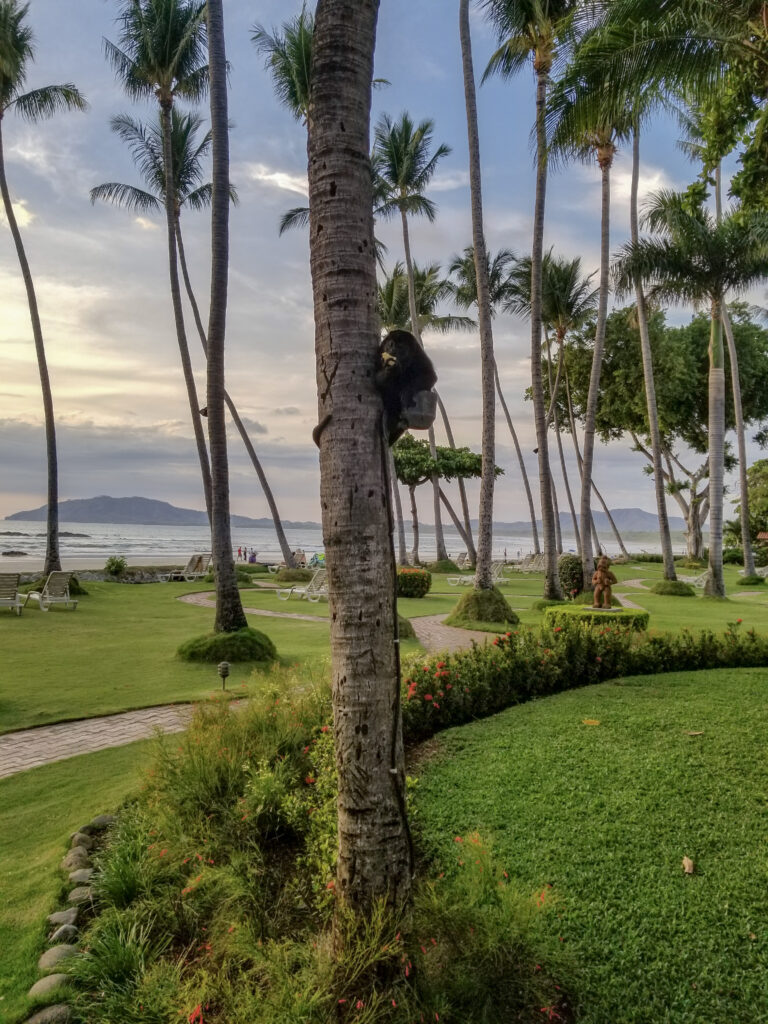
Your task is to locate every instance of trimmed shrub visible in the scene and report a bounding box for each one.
[424,559,459,573]
[739,575,765,586]
[445,586,519,627]
[275,568,313,583]
[531,598,566,611]
[104,555,127,578]
[177,627,277,664]
[676,558,706,569]
[723,547,744,565]
[397,567,432,598]
[572,590,620,607]
[398,614,416,639]
[544,605,649,631]
[755,545,768,568]
[558,553,584,597]
[651,579,696,597]
[629,552,663,563]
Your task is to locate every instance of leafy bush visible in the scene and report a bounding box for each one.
[630,552,664,563]
[572,590,620,607]
[651,579,696,597]
[739,575,765,586]
[675,558,706,569]
[69,575,88,596]
[543,606,649,631]
[445,586,519,626]
[275,568,313,583]
[424,559,459,573]
[238,563,271,575]
[105,555,128,578]
[558,553,583,597]
[177,627,277,664]
[755,545,768,568]
[397,568,432,598]
[723,547,744,565]
[398,614,416,639]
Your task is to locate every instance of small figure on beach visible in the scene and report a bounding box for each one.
[237,546,242,560]
[592,555,617,609]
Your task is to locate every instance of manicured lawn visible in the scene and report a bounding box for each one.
[0,742,149,1024]
[239,585,461,620]
[413,667,768,1024]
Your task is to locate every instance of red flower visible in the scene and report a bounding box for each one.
[407,681,418,700]
[305,776,316,785]
[424,693,433,701]
[188,1005,203,1024]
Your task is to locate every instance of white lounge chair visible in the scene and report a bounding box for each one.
[277,568,328,603]
[25,571,78,611]
[0,573,23,615]
[160,554,212,582]
[447,560,507,587]
[678,570,709,588]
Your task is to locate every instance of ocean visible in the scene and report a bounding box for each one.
[0,519,655,569]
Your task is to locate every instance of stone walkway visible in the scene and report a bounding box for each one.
[0,602,489,780]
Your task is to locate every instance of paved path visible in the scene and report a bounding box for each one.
[614,592,647,611]
[410,614,494,653]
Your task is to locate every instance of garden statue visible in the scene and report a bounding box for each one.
[592,555,617,609]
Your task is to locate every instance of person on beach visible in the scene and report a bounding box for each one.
[591,555,617,609]
[237,546,242,560]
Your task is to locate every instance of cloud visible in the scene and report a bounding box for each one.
[134,217,159,231]
[237,416,268,435]
[271,406,301,416]
[236,162,308,196]
[0,198,35,228]
[431,170,471,192]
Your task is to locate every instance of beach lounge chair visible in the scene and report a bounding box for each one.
[447,560,507,587]
[24,571,78,611]
[269,549,308,573]
[160,554,212,582]
[454,552,468,568]
[507,554,534,573]
[0,573,23,615]
[678,570,709,588]
[277,568,328,603]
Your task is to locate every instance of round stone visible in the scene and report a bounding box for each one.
[47,907,77,927]
[23,1005,71,1024]
[88,814,116,830]
[60,847,90,872]
[49,924,78,944]
[67,886,93,906]
[27,974,70,999]
[70,832,94,850]
[68,868,93,885]
[37,944,77,971]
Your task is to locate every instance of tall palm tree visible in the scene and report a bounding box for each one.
[104,0,213,524]
[0,0,86,575]
[372,111,453,562]
[481,0,581,599]
[614,190,768,596]
[449,245,542,554]
[308,0,411,912]
[251,5,313,125]
[204,0,246,632]
[377,260,475,335]
[90,111,296,570]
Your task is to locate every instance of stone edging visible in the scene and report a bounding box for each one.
[21,813,116,1024]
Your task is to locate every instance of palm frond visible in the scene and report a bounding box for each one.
[12,83,87,120]
[89,181,161,213]
[278,205,310,235]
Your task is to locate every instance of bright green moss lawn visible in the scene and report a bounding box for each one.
[413,666,768,1024]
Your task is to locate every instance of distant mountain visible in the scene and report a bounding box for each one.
[5,496,320,530]
[485,507,692,535]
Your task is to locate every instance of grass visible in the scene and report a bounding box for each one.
[0,742,149,1024]
[412,666,768,1024]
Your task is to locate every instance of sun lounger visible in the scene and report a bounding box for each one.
[678,570,709,588]
[739,565,768,578]
[269,549,309,573]
[447,560,507,587]
[159,554,212,582]
[0,573,23,615]
[24,571,78,611]
[277,568,328,603]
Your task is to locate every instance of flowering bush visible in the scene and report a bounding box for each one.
[397,567,432,598]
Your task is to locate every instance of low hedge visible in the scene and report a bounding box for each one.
[401,618,768,742]
[543,606,649,631]
[424,559,460,573]
[275,568,313,583]
[631,553,664,563]
[177,627,277,664]
[740,575,765,586]
[651,579,695,597]
[397,567,432,598]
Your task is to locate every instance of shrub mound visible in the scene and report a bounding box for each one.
[104,555,127,578]
[631,553,664,563]
[543,606,649,631]
[558,553,583,597]
[397,567,432,598]
[398,614,416,639]
[572,590,621,607]
[68,575,88,596]
[445,586,519,627]
[424,558,459,573]
[675,558,706,569]
[651,579,696,597]
[739,574,765,586]
[177,627,277,664]
[275,567,313,583]
[723,547,744,565]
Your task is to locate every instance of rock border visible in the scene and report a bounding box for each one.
[21,813,116,1024]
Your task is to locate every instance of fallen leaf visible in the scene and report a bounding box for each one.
[685,731,705,737]
[682,856,695,875]
[582,719,600,726]
[749,933,757,941]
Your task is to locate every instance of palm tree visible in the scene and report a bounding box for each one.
[372,111,453,562]
[0,0,86,575]
[90,111,296,570]
[307,0,410,912]
[377,260,475,335]
[449,246,542,554]
[481,0,581,599]
[104,0,212,524]
[614,190,768,596]
[251,5,313,125]
[204,0,246,633]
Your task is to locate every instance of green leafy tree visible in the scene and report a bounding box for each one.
[0,0,86,574]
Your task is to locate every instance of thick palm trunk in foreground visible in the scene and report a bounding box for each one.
[206,0,247,632]
[0,121,61,574]
[309,0,411,911]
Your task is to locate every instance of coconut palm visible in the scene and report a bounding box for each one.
[614,190,768,596]
[104,0,212,523]
[372,111,453,562]
[307,0,411,912]
[481,0,582,599]
[251,4,314,125]
[0,0,86,575]
[449,245,542,555]
[90,111,296,570]
[377,261,475,336]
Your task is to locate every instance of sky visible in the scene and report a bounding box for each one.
[0,0,761,527]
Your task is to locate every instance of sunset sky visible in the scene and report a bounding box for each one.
[0,0,758,525]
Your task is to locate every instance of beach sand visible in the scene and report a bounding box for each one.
[0,555,183,574]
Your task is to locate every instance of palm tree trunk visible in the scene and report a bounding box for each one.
[722,308,756,575]
[308,0,410,912]
[531,68,561,598]
[565,366,601,554]
[175,222,295,569]
[409,485,420,564]
[494,362,540,552]
[554,408,580,555]
[159,100,213,527]
[400,208,448,561]
[0,121,61,575]
[544,331,569,554]
[630,126,676,579]
[579,152,612,590]
[551,476,563,553]
[592,485,629,558]
[439,486,472,549]
[389,449,409,564]
[206,0,247,632]
[459,0,495,591]
[705,297,726,597]
[435,393,476,563]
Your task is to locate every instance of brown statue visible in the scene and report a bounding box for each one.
[591,555,617,609]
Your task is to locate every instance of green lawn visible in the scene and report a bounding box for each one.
[0,742,149,1024]
[413,667,768,1024]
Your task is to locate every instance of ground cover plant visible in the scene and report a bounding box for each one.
[413,667,768,1024]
